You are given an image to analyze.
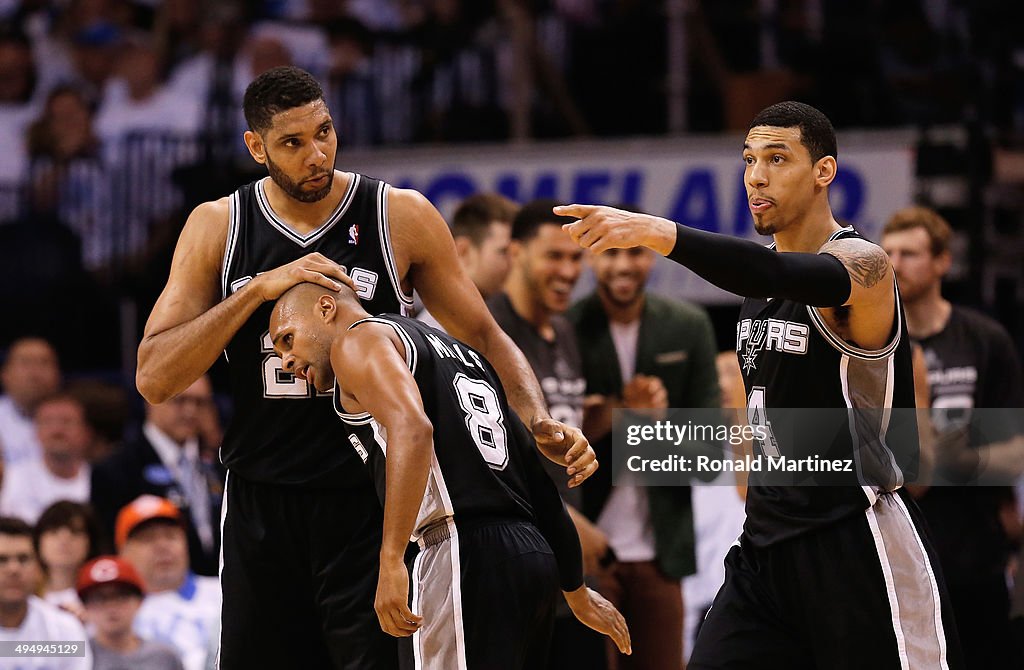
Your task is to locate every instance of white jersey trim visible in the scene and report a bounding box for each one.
[254,172,359,248]
[865,504,911,669]
[221,191,241,301]
[806,275,903,361]
[378,183,415,308]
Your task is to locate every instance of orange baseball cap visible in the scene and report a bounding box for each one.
[114,495,182,550]
[77,556,144,600]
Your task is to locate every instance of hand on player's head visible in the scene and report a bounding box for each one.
[254,251,352,302]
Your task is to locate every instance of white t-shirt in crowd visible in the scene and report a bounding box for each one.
[134,574,220,670]
[0,396,42,468]
[0,595,92,670]
[0,461,90,524]
[597,319,657,562]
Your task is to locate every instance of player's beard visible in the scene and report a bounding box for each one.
[753,216,777,236]
[265,152,333,203]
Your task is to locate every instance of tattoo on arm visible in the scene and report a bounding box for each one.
[820,240,889,289]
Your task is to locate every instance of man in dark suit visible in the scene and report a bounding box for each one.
[91,375,224,576]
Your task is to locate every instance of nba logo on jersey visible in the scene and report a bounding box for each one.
[348,434,368,463]
[348,224,359,245]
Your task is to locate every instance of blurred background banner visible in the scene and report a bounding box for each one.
[346,130,914,304]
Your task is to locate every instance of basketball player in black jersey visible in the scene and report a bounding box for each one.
[268,282,631,669]
[135,66,596,669]
[557,102,964,669]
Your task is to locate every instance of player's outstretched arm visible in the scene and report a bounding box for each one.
[137,200,352,403]
[556,203,853,308]
[389,187,597,486]
[334,324,430,638]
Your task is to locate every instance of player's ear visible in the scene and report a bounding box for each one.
[815,156,837,187]
[244,130,266,165]
[934,249,952,277]
[318,295,337,323]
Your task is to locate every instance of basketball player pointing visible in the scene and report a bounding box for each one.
[558,102,964,669]
[269,282,630,669]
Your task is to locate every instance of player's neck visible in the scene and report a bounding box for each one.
[96,628,141,654]
[773,209,840,253]
[903,290,951,339]
[0,601,28,629]
[263,170,346,233]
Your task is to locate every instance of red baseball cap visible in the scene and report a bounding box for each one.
[114,495,183,550]
[77,556,144,600]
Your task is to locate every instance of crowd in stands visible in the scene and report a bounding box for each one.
[0,1,1023,668]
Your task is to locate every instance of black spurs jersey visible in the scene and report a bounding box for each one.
[220,172,413,488]
[332,315,569,543]
[736,227,919,546]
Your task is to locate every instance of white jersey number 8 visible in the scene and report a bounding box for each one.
[453,373,509,470]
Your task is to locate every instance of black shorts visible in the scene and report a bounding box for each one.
[400,520,560,670]
[690,489,965,670]
[218,473,397,670]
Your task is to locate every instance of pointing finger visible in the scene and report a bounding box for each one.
[553,204,599,218]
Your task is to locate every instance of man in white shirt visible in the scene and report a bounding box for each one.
[0,338,61,469]
[116,496,220,670]
[92,377,222,576]
[0,516,92,669]
[0,394,91,524]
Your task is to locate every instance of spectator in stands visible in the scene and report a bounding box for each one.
[33,500,104,616]
[116,496,220,670]
[0,337,61,468]
[324,17,377,147]
[882,205,1024,669]
[68,22,121,101]
[0,516,92,668]
[92,376,223,576]
[486,199,604,669]
[27,84,99,162]
[569,238,720,669]
[418,192,517,329]
[0,25,40,183]
[682,352,748,663]
[78,555,185,670]
[94,36,203,148]
[0,392,92,524]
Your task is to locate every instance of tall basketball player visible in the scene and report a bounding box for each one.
[135,66,596,669]
[557,102,964,669]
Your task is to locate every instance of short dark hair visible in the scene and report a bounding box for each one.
[0,517,33,542]
[748,101,837,163]
[243,66,324,134]
[511,199,576,242]
[33,501,106,570]
[452,193,518,246]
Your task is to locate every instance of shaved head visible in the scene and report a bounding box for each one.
[268,280,366,393]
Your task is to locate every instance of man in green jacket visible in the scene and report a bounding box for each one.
[569,244,720,670]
